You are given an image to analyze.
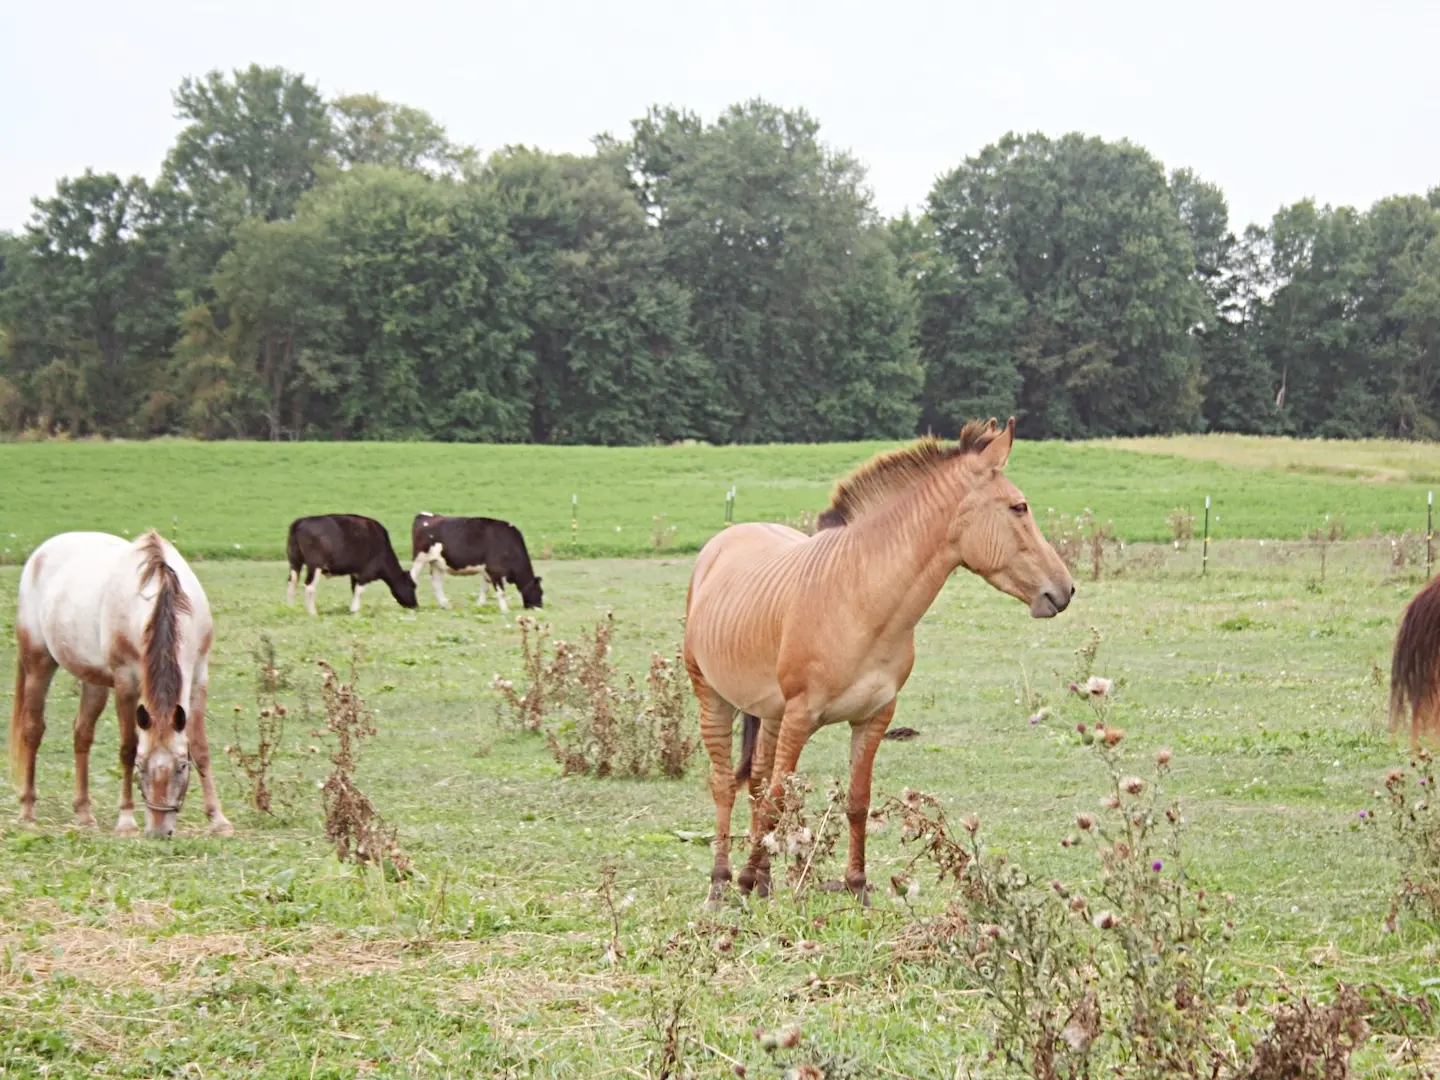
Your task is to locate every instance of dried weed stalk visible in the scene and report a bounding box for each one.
[1238,985,1369,1080]
[1168,508,1195,550]
[1043,511,1082,574]
[1079,509,1118,582]
[499,613,696,779]
[224,634,301,815]
[314,657,410,877]
[764,774,846,895]
[640,926,722,1079]
[1377,748,1440,929]
[890,733,1232,1076]
[491,616,571,732]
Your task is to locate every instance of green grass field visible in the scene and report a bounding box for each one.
[3,435,1440,564]
[5,436,1440,1076]
[1,539,1438,1076]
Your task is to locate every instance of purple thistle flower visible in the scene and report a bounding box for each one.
[1357,810,1369,819]
[1151,860,1163,872]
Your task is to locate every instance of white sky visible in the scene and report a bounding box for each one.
[3,0,1438,235]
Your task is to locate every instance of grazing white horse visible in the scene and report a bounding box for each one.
[10,530,231,838]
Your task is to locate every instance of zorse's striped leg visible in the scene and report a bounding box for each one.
[739,718,778,897]
[742,696,811,897]
[691,673,738,905]
[844,698,896,904]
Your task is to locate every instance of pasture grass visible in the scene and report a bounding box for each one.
[1093,432,1440,485]
[2,436,1439,565]
[2,544,1440,1075]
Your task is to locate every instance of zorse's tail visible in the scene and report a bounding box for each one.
[734,713,759,782]
[9,650,26,792]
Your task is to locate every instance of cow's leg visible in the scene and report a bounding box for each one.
[16,648,57,826]
[429,563,451,608]
[843,698,897,904]
[474,575,488,607]
[304,567,319,617]
[286,568,298,605]
[409,552,427,584]
[350,577,365,614]
[493,575,510,614]
[72,681,109,827]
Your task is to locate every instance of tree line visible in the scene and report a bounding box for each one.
[2,65,1437,444]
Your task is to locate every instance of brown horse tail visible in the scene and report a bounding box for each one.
[139,532,192,726]
[9,648,25,791]
[734,713,759,782]
[1391,576,1440,744]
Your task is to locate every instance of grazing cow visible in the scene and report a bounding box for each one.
[286,515,418,616]
[409,512,543,612]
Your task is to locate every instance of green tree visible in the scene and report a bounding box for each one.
[159,66,333,297]
[627,101,921,442]
[164,65,332,224]
[485,146,710,444]
[1169,168,1278,434]
[921,133,1205,438]
[173,214,343,440]
[0,172,178,434]
[330,93,472,174]
[307,166,531,440]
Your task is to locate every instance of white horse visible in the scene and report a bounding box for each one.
[10,530,231,838]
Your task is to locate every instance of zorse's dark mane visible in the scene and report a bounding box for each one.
[817,418,1008,529]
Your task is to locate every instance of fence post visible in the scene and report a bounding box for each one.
[724,485,735,527]
[1201,495,1210,577]
[571,493,578,550]
[1429,490,1434,578]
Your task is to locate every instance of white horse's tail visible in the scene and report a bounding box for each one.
[9,649,25,792]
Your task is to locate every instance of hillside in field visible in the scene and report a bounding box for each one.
[1,436,1437,562]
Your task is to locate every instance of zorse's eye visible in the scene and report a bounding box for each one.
[1010,502,1029,515]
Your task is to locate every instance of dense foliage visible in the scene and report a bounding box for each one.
[2,65,1439,442]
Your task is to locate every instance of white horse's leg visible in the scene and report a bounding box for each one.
[14,645,56,826]
[72,682,109,827]
[188,672,232,836]
[114,685,141,835]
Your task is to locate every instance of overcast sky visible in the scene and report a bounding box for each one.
[4,0,1438,235]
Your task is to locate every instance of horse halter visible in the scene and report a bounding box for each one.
[137,756,190,814]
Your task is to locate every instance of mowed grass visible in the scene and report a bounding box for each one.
[2,544,1439,1076]
[1093,432,1440,485]
[3,436,1440,564]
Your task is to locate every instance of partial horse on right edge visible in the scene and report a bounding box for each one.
[1391,574,1440,745]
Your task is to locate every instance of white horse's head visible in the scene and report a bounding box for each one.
[135,541,196,838]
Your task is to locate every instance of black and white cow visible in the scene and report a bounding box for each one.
[409,512,543,612]
[286,514,419,616]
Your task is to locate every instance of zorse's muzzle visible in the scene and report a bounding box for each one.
[1030,580,1076,619]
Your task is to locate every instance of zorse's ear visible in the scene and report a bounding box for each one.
[979,416,1016,468]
